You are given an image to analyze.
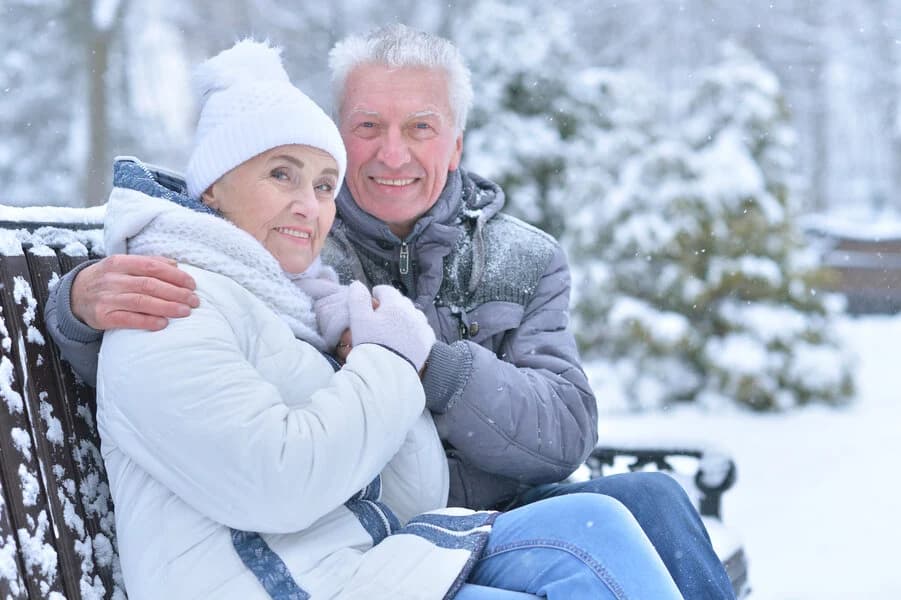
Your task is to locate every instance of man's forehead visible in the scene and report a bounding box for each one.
[341,65,452,105]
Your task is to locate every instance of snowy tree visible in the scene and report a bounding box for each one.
[454,0,589,238]
[577,43,854,411]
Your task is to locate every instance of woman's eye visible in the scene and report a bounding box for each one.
[315,182,334,193]
[271,168,290,181]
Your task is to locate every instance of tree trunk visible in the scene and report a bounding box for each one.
[84,30,110,207]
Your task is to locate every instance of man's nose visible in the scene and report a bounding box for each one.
[376,128,410,169]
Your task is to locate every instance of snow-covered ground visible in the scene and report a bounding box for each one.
[589,314,901,599]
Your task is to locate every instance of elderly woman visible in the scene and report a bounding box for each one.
[97,40,683,600]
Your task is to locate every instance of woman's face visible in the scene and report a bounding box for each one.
[202,145,339,274]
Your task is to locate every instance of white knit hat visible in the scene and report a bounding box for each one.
[185,39,346,199]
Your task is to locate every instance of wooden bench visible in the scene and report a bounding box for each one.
[0,212,749,599]
[0,216,123,598]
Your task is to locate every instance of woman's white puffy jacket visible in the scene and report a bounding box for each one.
[96,171,491,600]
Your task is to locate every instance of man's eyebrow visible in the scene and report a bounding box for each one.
[408,110,444,122]
[347,108,380,118]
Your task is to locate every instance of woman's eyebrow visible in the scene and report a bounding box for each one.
[269,155,305,169]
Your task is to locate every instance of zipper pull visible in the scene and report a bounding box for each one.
[399,242,410,275]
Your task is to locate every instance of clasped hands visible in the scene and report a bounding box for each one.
[296,279,435,374]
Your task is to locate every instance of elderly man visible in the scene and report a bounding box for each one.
[45,25,734,599]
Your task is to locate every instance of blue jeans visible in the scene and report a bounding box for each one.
[456,493,682,599]
[514,472,735,599]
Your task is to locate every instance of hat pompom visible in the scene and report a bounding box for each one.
[186,38,346,199]
[193,39,289,101]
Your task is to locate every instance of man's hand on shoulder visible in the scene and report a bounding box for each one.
[71,255,199,331]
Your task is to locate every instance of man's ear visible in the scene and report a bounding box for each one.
[448,133,463,172]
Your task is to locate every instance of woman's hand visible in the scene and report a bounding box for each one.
[334,294,379,365]
[296,277,350,349]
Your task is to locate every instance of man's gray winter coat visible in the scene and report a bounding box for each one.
[325,168,597,509]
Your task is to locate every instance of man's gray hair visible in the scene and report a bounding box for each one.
[329,24,473,132]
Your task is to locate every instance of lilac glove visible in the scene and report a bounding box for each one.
[347,282,436,371]
[296,277,350,350]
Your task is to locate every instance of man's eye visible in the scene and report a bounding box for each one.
[414,122,431,129]
[360,121,376,128]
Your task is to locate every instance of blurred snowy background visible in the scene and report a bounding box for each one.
[2,0,901,597]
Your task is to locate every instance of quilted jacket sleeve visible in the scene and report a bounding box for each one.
[378,410,450,524]
[44,260,103,386]
[426,244,598,488]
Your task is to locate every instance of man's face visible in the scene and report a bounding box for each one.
[339,64,463,238]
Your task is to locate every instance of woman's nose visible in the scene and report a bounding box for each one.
[292,186,319,217]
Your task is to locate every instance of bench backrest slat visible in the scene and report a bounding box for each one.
[25,249,120,598]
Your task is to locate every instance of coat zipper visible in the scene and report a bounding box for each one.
[399,242,410,275]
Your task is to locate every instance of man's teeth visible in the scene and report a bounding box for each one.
[276,228,310,239]
[374,177,415,186]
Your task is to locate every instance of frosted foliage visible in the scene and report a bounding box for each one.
[705,334,771,376]
[608,298,689,348]
[569,43,853,410]
[789,341,851,394]
[456,0,641,238]
[455,1,574,111]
